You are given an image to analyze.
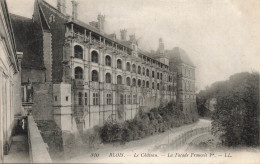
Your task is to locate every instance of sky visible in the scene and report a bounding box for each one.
[6,0,260,91]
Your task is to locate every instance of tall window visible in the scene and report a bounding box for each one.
[126,62,131,71]
[117,59,122,69]
[74,45,83,59]
[105,73,111,83]
[142,80,145,87]
[132,64,136,73]
[133,95,137,104]
[107,94,112,105]
[127,95,131,104]
[138,79,141,87]
[120,94,124,105]
[75,67,83,79]
[138,66,141,74]
[146,69,149,77]
[91,51,99,63]
[146,81,149,88]
[132,78,136,86]
[84,92,88,105]
[157,72,159,79]
[78,92,82,105]
[126,77,131,86]
[152,82,155,89]
[117,75,122,84]
[152,71,155,78]
[142,67,145,75]
[91,70,99,82]
[105,55,111,66]
[93,93,99,105]
[160,73,163,80]
[157,83,160,90]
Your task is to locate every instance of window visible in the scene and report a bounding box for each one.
[160,73,163,80]
[157,83,160,90]
[126,62,131,71]
[142,67,145,75]
[146,81,149,88]
[132,64,136,73]
[75,67,83,79]
[127,95,131,104]
[78,92,82,105]
[126,77,131,86]
[169,76,171,82]
[168,85,171,91]
[146,69,149,76]
[93,93,99,105]
[105,73,111,83]
[55,96,57,101]
[133,95,137,104]
[74,45,83,59]
[66,96,68,101]
[107,94,112,105]
[124,94,127,104]
[132,78,136,86]
[152,71,154,78]
[105,55,111,66]
[142,80,145,87]
[138,79,141,87]
[157,72,159,79]
[152,82,155,89]
[91,70,99,82]
[120,94,124,105]
[91,51,99,63]
[84,93,88,105]
[138,66,141,74]
[117,75,122,84]
[117,59,122,69]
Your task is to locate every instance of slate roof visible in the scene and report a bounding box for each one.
[165,47,195,67]
[10,14,45,69]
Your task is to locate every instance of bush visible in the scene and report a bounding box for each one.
[98,101,197,143]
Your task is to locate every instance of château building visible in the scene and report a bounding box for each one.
[10,0,197,138]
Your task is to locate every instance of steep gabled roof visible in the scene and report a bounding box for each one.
[10,14,45,69]
[166,47,195,67]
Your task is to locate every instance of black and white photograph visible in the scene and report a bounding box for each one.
[0,0,259,163]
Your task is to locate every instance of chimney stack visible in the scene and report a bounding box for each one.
[97,14,105,33]
[129,34,136,42]
[120,29,127,41]
[158,38,164,54]
[57,0,66,14]
[71,0,78,20]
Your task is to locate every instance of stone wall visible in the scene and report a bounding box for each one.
[32,83,53,120]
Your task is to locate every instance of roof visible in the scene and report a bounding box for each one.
[166,47,195,67]
[10,14,45,69]
[0,0,19,72]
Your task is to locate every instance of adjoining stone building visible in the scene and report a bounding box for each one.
[10,0,197,139]
[0,0,23,161]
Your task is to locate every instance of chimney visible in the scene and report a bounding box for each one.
[129,34,136,42]
[120,29,127,41]
[158,38,164,54]
[97,14,105,33]
[71,0,78,20]
[57,0,66,14]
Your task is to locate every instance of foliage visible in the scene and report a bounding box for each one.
[99,101,198,143]
[200,72,259,147]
